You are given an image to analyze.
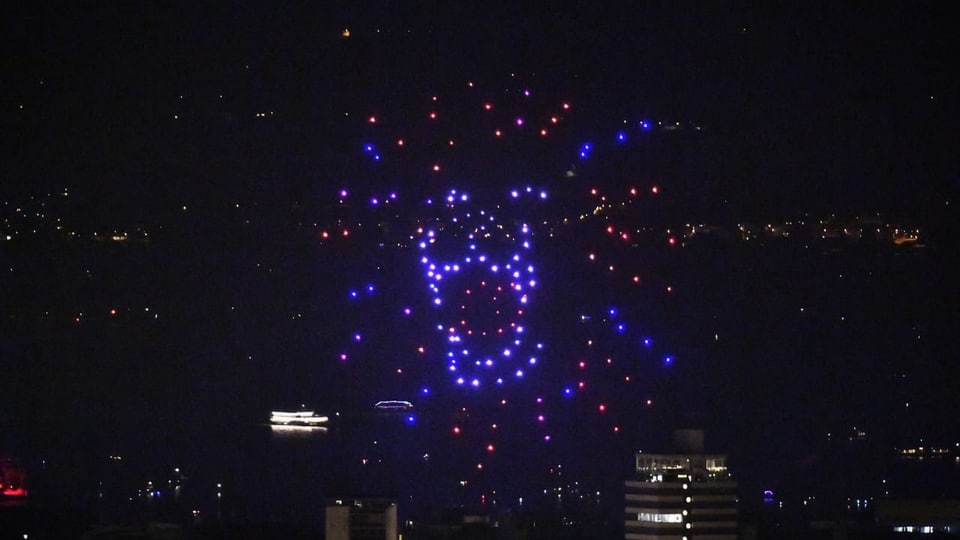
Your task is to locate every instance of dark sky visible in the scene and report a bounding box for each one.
[3,2,958,212]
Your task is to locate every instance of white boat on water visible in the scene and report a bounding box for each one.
[374,400,413,412]
[270,410,329,426]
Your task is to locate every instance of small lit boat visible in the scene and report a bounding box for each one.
[270,410,329,426]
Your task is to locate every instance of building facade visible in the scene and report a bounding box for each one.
[325,498,398,540]
[625,431,738,539]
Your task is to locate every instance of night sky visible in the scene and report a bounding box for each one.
[2,1,959,528]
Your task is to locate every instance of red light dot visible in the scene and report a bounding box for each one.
[321,231,329,239]
[368,116,377,123]
[453,426,461,435]
[633,275,641,283]
[484,103,493,110]
[429,112,437,119]
[651,186,659,194]
[397,139,404,146]
[494,129,502,137]
[540,129,548,136]
[109,309,117,316]
[578,361,586,369]
[550,116,558,123]
[598,404,606,412]
[668,237,676,245]
[562,102,570,110]
[486,444,495,452]
[432,164,441,172]
[342,229,350,237]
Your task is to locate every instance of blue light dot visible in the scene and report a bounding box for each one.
[663,355,674,365]
[563,387,574,397]
[642,337,653,347]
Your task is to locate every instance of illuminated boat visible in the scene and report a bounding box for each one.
[374,400,413,412]
[269,410,329,426]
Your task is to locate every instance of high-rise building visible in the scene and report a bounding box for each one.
[624,429,738,540]
[325,498,398,540]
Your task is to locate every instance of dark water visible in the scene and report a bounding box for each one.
[3,229,958,528]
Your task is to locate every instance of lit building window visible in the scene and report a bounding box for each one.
[638,512,683,523]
